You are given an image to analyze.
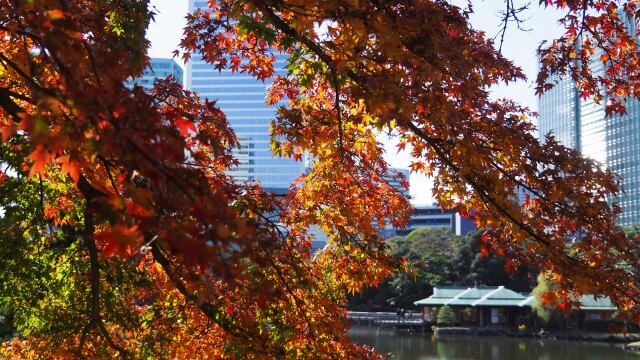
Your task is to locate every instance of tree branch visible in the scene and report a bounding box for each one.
[76,176,128,358]
[149,242,285,357]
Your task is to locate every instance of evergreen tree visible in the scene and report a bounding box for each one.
[437,306,455,325]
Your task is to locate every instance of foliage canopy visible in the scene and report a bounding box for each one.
[2,0,640,358]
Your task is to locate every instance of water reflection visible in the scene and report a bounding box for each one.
[349,326,640,360]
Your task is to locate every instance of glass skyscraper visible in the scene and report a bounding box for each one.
[125,58,184,90]
[538,49,640,226]
[186,0,305,190]
[538,75,579,149]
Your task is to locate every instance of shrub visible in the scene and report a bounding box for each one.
[437,305,455,325]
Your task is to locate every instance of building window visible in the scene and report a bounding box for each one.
[490,308,503,325]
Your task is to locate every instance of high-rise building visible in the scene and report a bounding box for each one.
[376,168,410,238]
[186,0,305,189]
[396,204,476,237]
[386,168,410,199]
[538,26,640,225]
[538,75,579,150]
[125,58,184,90]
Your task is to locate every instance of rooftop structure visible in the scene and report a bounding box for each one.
[386,204,476,238]
[414,285,617,329]
[415,286,616,310]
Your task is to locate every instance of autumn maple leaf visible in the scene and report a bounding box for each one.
[28,145,52,177]
[97,225,143,258]
[479,246,490,257]
[175,117,197,137]
[540,291,558,306]
[57,155,81,183]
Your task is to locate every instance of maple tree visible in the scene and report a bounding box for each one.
[2,0,640,358]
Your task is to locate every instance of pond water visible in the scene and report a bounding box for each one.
[349,326,640,360]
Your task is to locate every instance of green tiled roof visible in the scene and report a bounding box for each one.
[433,286,469,298]
[414,286,617,311]
[415,286,527,307]
[473,286,529,307]
[414,286,468,306]
[446,287,494,306]
[577,295,617,311]
[518,296,534,307]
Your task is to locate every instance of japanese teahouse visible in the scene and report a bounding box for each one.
[414,286,618,330]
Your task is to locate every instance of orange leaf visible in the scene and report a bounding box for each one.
[112,106,126,119]
[28,145,52,177]
[57,155,81,183]
[0,122,15,142]
[47,9,65,20]
[556,301,571,312]
[541,291,558,306]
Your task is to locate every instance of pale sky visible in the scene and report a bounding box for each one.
[146,0,565,204]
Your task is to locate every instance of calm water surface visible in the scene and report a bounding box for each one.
[349,326,640,360]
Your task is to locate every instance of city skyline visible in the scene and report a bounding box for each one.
[186,0,306,190]
[145,0,563,204]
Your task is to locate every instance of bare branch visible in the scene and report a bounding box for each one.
[495,0,532,53]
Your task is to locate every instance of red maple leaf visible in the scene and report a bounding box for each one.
[175,117,196,137]
[480,245,489,257]
[97,225,142,258]
[541,291,558,306]
[47,9,65,20]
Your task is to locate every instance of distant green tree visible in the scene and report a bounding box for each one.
[531,272,555,322]
[384,230,454,308]
[622,224,640,238]
[349,228,535,310]
[450,230,533,292]
[349,228,459,309]
[437,305,455,325]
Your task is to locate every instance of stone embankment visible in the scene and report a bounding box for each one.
[624,341,640,353]
[434,327,640,344]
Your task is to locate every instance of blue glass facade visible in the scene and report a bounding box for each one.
[607,99,640,225]
[606,15,640,225]
[539,28,640,225]
[538,75,579,149]
[187,0,305,189]
[125,58,184,90]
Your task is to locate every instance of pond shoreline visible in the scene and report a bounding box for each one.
[625,341,640,353]
[433,326,640,344]
[349,326,640,360]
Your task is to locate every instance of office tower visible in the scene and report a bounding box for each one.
[125,58,184,90]
[186,0,305,190]
[538,76,579,150]
[538,50,640,226]
[376,168,410,238]
[386,168,410,199]
[395,204,476,237]
[377,168,476,238]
